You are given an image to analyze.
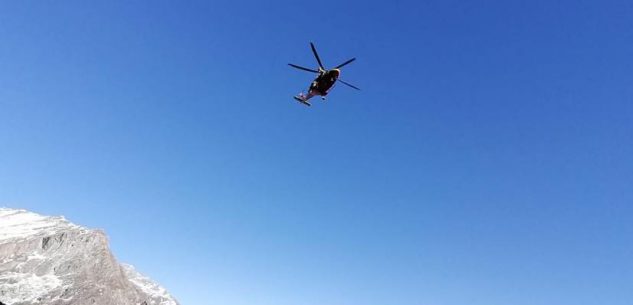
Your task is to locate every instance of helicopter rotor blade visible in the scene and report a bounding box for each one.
[288,63,319,73]
[310,42,325,69]
[338,79,360,90]
[334,58,356,69]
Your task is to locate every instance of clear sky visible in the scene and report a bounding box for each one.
[1,1,632,305]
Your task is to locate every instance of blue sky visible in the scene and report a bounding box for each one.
[1,1,632,304]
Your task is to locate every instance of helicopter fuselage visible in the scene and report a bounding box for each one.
[309,69,340,95]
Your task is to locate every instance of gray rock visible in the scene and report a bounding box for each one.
[0,208,179,305]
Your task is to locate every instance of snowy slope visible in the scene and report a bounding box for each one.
[123,265,179,305]
[0,209,80,241]
[0,208,180,305]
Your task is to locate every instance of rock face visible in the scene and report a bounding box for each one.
[0,208,179,305]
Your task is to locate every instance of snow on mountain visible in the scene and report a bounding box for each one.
[0,208,180,305]
[122,265,178,305]
[0,209,80,241]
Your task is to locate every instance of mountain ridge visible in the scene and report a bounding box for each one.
[0,208,179,305]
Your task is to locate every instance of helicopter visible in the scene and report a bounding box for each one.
[289,42,360,106]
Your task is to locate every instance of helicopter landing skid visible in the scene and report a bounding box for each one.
[294,96,311,106]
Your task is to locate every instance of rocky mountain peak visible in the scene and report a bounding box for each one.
[0,208,179,305]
